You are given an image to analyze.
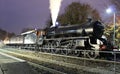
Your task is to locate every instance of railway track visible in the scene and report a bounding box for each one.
[0,48,68,74]
[1,47,120,74]
[19,46,119,60]
[28,62,67,74]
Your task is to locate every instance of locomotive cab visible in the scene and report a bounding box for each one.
[36,30,46,45]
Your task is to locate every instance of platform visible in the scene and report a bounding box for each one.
[0,51,37,74]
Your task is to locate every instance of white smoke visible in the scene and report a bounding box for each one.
[49,0,63,27]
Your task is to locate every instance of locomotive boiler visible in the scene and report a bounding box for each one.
[46,20,104,38]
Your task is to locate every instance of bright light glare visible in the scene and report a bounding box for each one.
[106,8,112,14]
[56,22,59,25]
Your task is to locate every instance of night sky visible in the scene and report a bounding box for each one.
[0,0,111,34]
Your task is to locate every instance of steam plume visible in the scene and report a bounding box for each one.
[49,0,63,27]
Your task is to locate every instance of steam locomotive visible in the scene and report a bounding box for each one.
[4,20,113,58]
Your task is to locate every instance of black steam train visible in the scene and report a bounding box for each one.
[4,20,113,58]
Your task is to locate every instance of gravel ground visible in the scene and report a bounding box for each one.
[0,47,120,74]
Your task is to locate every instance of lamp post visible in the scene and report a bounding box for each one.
[106,7,116,74]
[113,13,116,46]
[106,8,116,45]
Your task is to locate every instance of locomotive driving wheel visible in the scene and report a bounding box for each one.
[86,50,98,59]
